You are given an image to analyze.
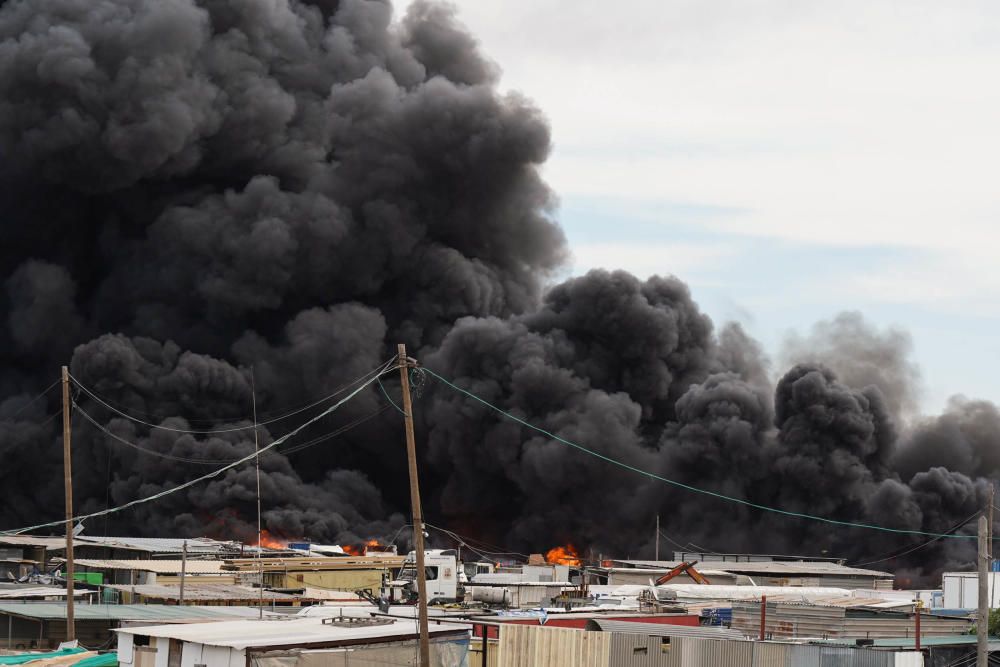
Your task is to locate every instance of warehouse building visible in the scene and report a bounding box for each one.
[115,616,470,667]
[0,603,277,650]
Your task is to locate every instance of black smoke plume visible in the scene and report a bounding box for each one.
[0,0,992,584]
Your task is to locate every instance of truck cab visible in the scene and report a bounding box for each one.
[384,549,459,604]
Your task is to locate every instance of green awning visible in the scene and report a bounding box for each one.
[0,647,88,665]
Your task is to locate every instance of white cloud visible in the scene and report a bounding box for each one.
[393,0,1000,407]
[570,241,736,280]
[394,0,1000,303]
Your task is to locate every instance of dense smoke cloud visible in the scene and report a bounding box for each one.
[0,0,994,584]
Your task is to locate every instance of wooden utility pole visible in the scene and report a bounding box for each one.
[979,514,988,667]
[251,369,263,620]
[61,366,75,641]
[179,541,187,604]
[758,595,767,641]
[398,344,430,667]
[991,484,996,609]
[654,515,659,561]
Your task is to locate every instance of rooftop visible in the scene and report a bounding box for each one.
[816,636,1000,649]
[104,583,305,601]
[0,586,95,599]
[115,617,469,649]
[0,603,279,621]
[0,536,67,550]
[613,559,892,578]
[584,619,745,639]
[72,559,226,574]
[75,536,241,554]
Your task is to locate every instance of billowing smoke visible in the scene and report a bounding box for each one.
[0,0,993,584]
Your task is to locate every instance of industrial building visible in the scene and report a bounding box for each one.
[0,603,279,650]
[731,598,972,640]
[115,616,471,667]
[605,558,895,590]
[493,622,924,667]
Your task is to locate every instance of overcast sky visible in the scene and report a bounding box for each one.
[400,0,1000,413]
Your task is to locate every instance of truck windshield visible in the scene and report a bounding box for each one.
[398,567,439,581]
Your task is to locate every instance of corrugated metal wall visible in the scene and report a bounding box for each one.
[497,624,916,667]
[497,624,609,667]
[468,638,499,667]
[782,644,900,667]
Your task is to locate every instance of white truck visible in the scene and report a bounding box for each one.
[384,549,461,604]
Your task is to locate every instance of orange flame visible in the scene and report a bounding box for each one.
[252,529,288,550]
[546,544,582,567]
[342,539,382,556]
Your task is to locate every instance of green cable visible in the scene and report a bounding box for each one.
[377,375,409,417]
[423,367,982,541]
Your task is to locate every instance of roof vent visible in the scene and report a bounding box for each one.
[322,616,394,628]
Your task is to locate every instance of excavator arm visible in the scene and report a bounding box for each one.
[654,561,711,586]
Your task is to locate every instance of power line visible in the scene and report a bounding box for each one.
[75,404,241,464]
[424,523,530,560]
[423,367,985,542]
[75,401,392,464]
[68,358,395,435]
[849,509,983,567]
[0,378,61,421]
[0,365,390,536]
[0,408,62,430]
[657,529,694,554]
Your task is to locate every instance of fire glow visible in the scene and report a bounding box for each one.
[546,544,581,567]
[343,539,382,556]
[253,529,288,550]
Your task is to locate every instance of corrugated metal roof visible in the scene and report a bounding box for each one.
[816,636,1000,648]
[0,536,67,549]
[583,619,745,639]
[73,559,225,574]
[0,603,278,621]
[615,559,892,577]
[74,537,240,554]
[0,587,94,599]
[114,617,469,649]
[105,584,301,601]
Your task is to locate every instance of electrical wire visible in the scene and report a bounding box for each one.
[423,366,986,542]
[74,404,243,464]
[424,523,530,561]
[849,509,983,567]
[0,365,391,536]
[657,528,693,554]
[0,408,63,430]
[0,378,60,420]
[74,401,392,464]
[68,357,396,435]
[377,375,408,417]
[427,524,529,559]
